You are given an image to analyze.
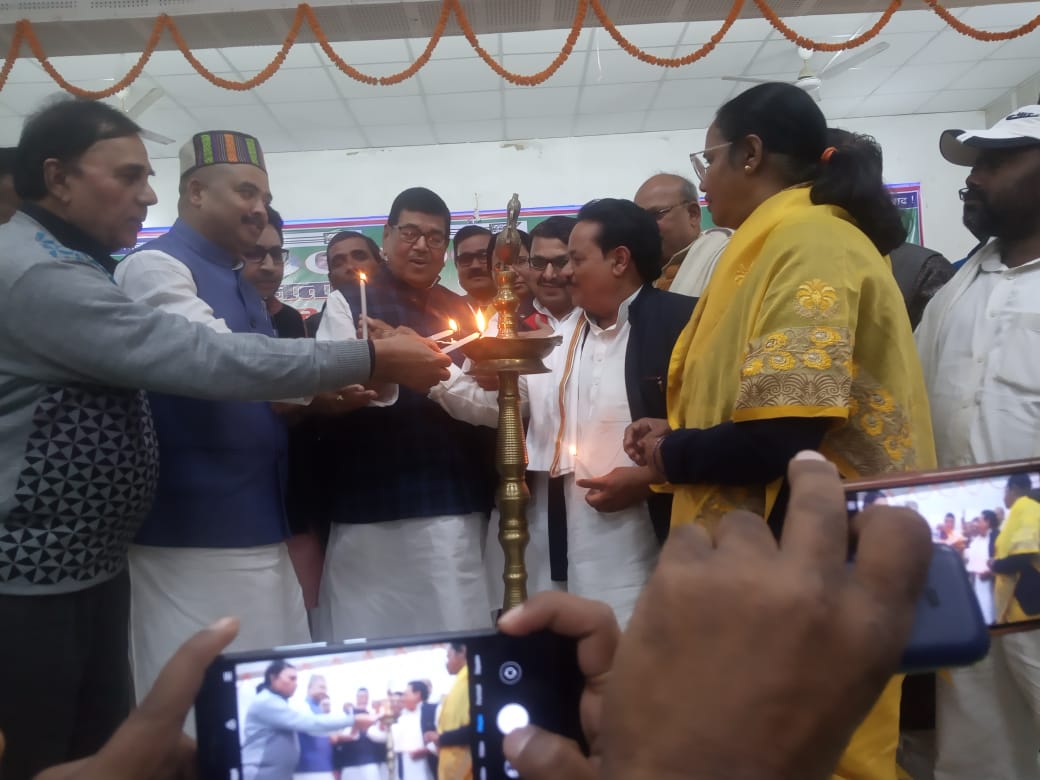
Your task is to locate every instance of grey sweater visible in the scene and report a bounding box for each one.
[0,210,371,595]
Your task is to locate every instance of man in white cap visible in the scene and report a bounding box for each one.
[916,106,1040,780]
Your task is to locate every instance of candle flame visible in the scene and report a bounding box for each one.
[448,318,458,333]
[358,271,367,282]
[569,444,577,458]
[475,310,486,334]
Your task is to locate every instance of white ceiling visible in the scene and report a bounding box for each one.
[0,2,1038,157]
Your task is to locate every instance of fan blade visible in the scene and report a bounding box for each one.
[721,75,787,85]
[820,42,890,79]
[127,87,164,119]
[140,127,175,145]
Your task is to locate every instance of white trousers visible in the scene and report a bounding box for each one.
[317,513,493,642]
[563,474,658,629]
[129,543,311,736]
[936,630,1040,780]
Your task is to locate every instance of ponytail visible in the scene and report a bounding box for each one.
[715,84,907,256]
[814,129,907,256]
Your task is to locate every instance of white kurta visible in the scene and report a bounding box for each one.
[391,708,434,780]
[559,291,659,627]
[916,240,1040,780]
[663,228,731,298]
[115,250,311,734]
[964,535,995,624]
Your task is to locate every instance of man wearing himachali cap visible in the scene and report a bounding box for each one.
[115,131,324,727]
[916,105,1040,780]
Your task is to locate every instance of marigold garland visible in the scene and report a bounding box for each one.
[0,0,1037,98]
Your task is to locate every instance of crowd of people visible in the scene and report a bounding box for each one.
[0,78,1038,780]
[235,642,472,780]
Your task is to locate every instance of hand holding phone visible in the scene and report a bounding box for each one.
[598,452,934,780]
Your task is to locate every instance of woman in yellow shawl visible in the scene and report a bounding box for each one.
[423,642,472,780]
[625,83,936,780]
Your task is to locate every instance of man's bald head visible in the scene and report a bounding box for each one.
[633,173,702,262]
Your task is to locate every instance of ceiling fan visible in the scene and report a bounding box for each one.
[722,42,890,101]
[115,86,176,145]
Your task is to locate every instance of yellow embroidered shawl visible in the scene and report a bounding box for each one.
[436,665,472,780]
[666,186,936,529]
[994,496,1040,623]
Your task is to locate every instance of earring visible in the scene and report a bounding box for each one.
[744,164,752,172]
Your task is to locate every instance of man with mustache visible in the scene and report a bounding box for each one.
[451,224,496,323]
[633,173,730,297]
[432,204,696,626]
[916,105,1040,780]
[114,132,315,725]
[0,103,448,777]
[316,187,498,640]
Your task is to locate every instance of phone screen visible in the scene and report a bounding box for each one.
[846,464,1040,632]
[195,630,584,780]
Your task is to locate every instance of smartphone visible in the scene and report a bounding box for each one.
[195,629,584,780]
[846,458,1040,671]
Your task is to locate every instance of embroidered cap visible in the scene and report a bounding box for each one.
[178,130,266,178]
[940,105,1040,166]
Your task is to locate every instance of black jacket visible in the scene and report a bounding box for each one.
[623,285,698,543]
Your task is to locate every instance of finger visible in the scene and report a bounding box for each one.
[576,478,607,490]
[852,504,933,613]
[778,451,848,578]
[503,726,597,780]
[584,492,605,511]
[89,618,239,774]
[497,592,619,680]
[713,510,776,556]
[657,523,713,567]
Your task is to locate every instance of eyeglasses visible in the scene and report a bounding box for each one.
[645,201,693,221]
[455,249,489,266]
[244,246,290,265]
[689,142,733,182]
[522,254,569,271]
[393,223,449,250]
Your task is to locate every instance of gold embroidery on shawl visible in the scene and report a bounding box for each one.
[736,326,853,410]
[825,365,917,475]
[795,279,839,320]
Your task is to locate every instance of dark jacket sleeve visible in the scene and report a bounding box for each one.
[659,417,832,486]
[991,553,1036,575]
[438,725,473,747]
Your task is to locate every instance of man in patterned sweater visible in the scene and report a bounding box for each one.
[0,100,448,778]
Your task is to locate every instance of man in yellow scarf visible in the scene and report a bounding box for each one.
[424,643,472,780]
[627,84,936,780]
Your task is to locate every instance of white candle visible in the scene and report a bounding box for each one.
[358,271,369,340]
[429,319,458,341]
[441,331,481,354]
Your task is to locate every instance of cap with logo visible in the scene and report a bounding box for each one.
[940,106,1040,167]
[178,130,266,178]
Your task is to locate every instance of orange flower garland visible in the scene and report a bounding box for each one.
[0,0,1038,99]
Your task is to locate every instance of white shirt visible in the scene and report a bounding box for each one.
[916,240,1040,466]
[390,707,433,780]
[315,289,396,405]
[428,302,584,472]
[663,228,731,298]
[965,535,991,575]
[114,248,234,333]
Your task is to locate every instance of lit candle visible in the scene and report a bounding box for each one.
[441,331,481,354]
[475,309,487,334]
[358,271,369,340]
[429,319,457,342]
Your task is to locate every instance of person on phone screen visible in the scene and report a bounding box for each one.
[241,661,367,780]
[916,104,1040,780]
[423,643,472,780]
[992,474,1040,624]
